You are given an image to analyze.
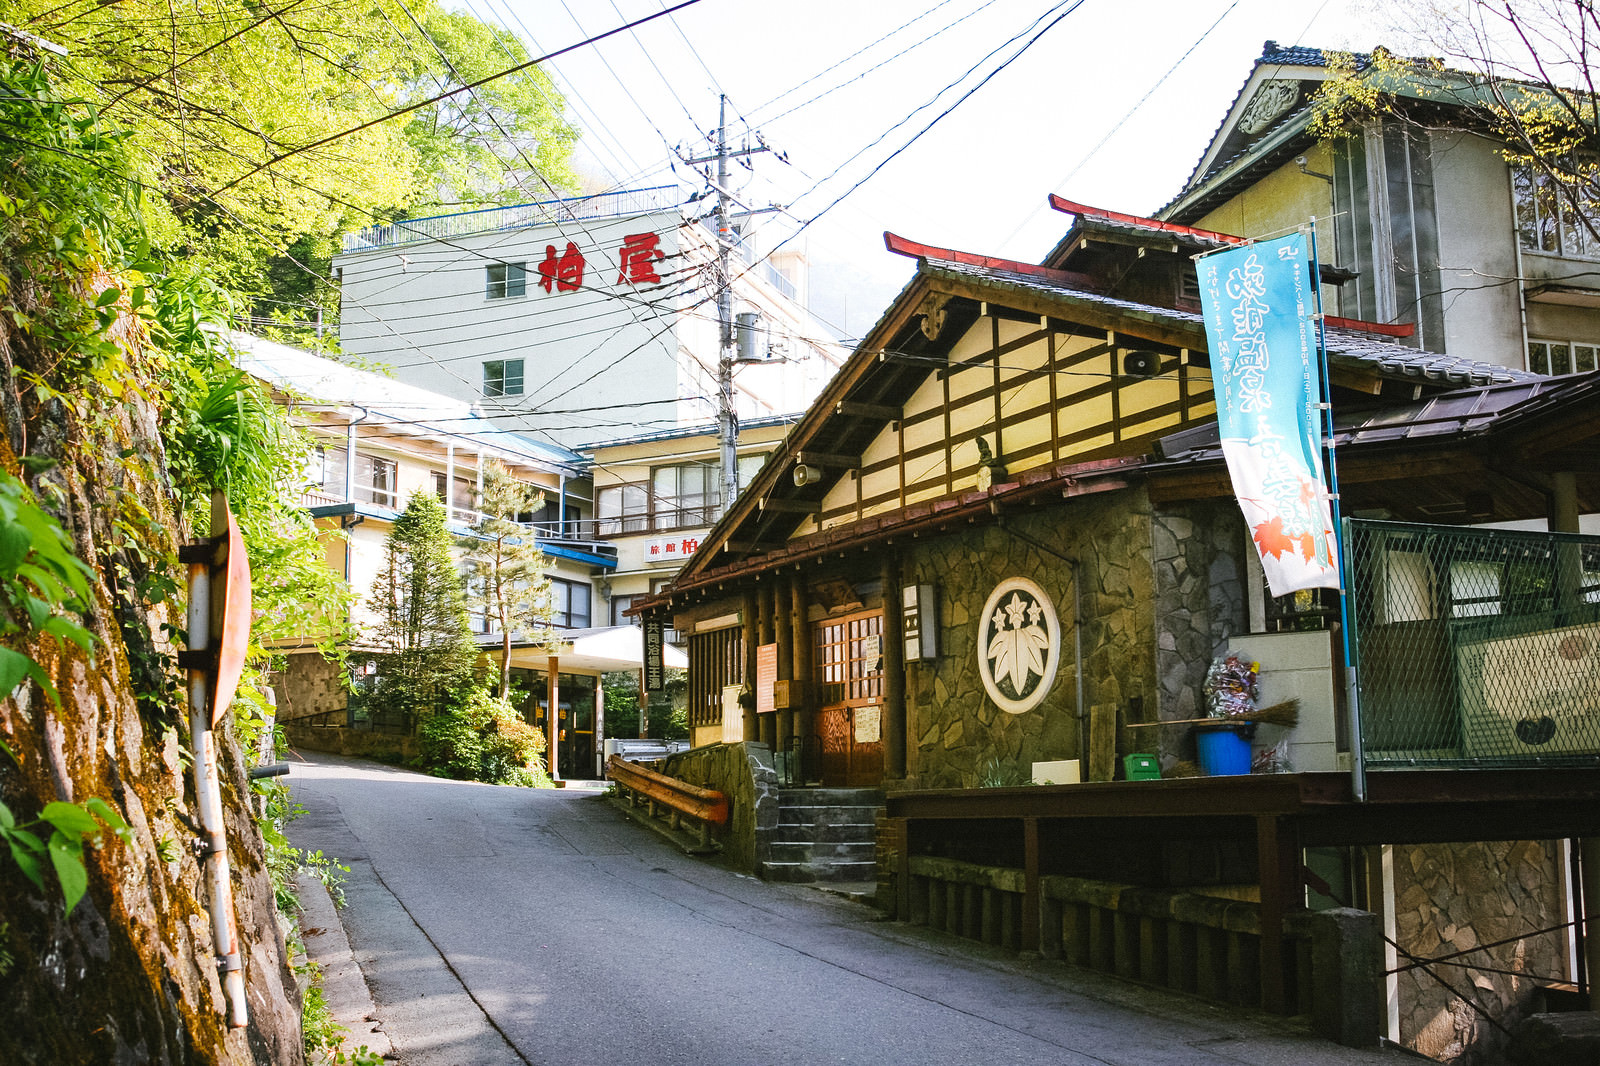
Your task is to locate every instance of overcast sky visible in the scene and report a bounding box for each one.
[475,0,1408,336]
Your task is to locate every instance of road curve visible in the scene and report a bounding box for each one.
[287,752,1406,1066]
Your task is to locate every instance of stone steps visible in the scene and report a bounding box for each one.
[760,788,884,883]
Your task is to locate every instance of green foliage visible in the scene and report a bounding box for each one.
[461,461,556,696]
[0,740,133,915]
[0,471,96,704]
[603,667,689,741]
[0,0,579,324]
[367,489,478,728]
[416,690,549,786]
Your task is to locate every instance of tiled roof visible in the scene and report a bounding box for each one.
[919,259,1538,388]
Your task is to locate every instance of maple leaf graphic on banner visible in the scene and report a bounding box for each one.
[1252,516,1300,559]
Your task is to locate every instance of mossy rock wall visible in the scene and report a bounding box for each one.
[0,317,303,1061]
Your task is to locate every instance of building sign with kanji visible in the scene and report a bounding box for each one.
[643,620,665,693]
[531,232,667,296]
[645,535,701,564]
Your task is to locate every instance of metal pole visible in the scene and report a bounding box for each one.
[1308,220,1366,803]
[187,549,248,1027]
[715,94,739,516]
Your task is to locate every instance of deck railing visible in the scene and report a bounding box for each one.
[342,187,681,252]
[1345,518,1600,770]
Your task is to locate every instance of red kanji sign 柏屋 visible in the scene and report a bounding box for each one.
[538,241,585,293]
[617,232,664,285]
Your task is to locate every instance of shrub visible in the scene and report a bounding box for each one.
[417,690,549,786]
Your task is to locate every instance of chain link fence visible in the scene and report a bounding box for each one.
[1345,519,1600,769]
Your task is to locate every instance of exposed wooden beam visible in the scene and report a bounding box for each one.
[758,498,820,514]
[836,401,901,420]
[794,450,859,469]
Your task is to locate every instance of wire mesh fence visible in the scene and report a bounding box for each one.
[1345,519,1600,769]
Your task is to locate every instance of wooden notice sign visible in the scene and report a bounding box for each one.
[756,642,778,714]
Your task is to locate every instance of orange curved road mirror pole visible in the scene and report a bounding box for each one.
[180,492,253,1028]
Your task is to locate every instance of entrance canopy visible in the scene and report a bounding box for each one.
[482,625,687,675]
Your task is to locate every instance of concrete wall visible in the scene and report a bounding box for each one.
[1430,131,1525,367]
[663,741,778,875]
[336,215,683,448]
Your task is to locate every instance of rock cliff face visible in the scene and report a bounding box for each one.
[0,311,304,1062]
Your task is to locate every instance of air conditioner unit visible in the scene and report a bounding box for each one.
[1457,621,1600,758]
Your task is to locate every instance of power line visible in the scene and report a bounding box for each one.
[214,0,704,195]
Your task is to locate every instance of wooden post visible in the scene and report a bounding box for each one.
[742,589,759,742]
[775,576,794,757]
[881,554,906,780]
[1257,814,1298,1013]
[1023,816,1041,953]
[546,655,560,781]
[758,583,776,749]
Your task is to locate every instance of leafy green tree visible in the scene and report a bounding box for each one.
[0,0,579,329]
[1311,3,1600,246]
[368,489,478,726]
[461,461,557,697]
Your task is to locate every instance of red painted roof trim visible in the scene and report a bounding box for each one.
[1048,195,1247,246]
[1324,315,1416,338]
[883,232,1103,291]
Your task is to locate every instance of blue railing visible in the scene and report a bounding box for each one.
[342,187,682,253]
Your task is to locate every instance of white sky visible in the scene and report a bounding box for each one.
[472,0,1412,336]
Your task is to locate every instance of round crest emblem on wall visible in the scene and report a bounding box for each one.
[978,577,1061,714]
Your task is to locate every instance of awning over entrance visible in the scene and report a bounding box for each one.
[483,624,687,674]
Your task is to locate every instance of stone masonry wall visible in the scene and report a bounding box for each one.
[1150,502,1248,767]
[1394,839,1568,1065]
[664,741,778,875]
[899,490,1156,789]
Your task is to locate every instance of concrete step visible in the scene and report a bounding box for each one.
[759,858,878,884]
[765,840,876,864]
[770,820,878,844]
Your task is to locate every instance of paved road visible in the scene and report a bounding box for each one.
[287,752,1408,1066]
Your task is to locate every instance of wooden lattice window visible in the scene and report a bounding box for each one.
[815,611,883,706]
[687,625,743,728]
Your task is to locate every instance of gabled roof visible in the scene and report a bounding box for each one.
[231,332,586,474]
[658,235,1546,598]
[917,257,1531,389]
[1158,39,1580,224]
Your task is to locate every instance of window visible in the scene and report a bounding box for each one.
[653,462,718,530]
[432,472,477,520]
[485,262,527,299]
[483,358,524,397]
[551,578,591,629]
[1528,338,1599,376]
[1514,156,1600,259]
[356,455,397,508]
[308,447,395,508]
[687,625,742,729]
[596,481,649,535]
[610,593,638,626]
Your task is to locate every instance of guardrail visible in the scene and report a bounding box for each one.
[606,754,729,849]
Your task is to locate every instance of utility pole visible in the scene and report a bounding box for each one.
[715,95,738,518]
[683,96,774,517]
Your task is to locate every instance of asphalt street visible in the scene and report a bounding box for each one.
[286,752,1411,1066]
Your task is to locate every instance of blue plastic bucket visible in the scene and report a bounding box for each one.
[1196,727,1252,776]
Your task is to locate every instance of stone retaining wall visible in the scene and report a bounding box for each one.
[663,741,778,874]
[1394,839,1569,1065]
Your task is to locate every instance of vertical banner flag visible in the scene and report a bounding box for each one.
[1196,233,1339,596]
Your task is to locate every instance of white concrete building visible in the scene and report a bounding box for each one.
[333,187,846,449]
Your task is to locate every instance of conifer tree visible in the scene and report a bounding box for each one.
[462,461,557,697]
[370,488,479,726]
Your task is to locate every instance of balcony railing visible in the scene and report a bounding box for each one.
[342,187,681,253]
[1345,518,1600,770]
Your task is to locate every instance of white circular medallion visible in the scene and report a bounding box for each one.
[977,577,1061,714]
